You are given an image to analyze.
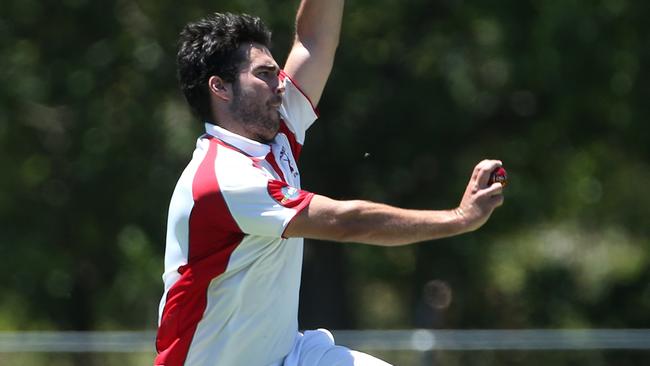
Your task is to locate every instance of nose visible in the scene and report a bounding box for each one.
[274,75,285,95]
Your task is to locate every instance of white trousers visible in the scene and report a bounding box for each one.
[280,329,393,366]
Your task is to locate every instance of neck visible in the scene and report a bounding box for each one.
[210,116,271,144]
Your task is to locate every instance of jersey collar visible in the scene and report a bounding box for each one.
[204,122,271,157]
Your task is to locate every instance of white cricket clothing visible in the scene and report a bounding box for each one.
[155,72,317,366]
[155,72,393,366]
[281,329,393,366]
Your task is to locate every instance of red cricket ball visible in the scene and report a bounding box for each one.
[489,167,508,187]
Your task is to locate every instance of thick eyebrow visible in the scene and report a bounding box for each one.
[253,64,280,74]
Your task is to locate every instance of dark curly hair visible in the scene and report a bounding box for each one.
[177,12,272,122]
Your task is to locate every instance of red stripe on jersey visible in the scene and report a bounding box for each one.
[279,120,302,161]
[279,70,319,116]
[155,138,244,366]
[265,150,287,182]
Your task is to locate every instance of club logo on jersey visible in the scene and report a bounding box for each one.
[280,186,299,204]
[267,180,311,208]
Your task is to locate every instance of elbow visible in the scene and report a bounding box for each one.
[325,200,363,242]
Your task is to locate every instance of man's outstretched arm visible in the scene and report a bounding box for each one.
[283,0,344,106]
[285,160,505,246]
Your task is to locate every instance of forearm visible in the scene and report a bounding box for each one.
[328,200,466,246]
[286,195,468,246]
[284,0,344,104]
[294,0,344,50]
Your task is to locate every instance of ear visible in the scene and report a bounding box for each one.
[208,75,231,101]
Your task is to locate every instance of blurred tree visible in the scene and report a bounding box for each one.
[0,1,648,353]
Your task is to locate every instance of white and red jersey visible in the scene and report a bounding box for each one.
[155,72,318,366]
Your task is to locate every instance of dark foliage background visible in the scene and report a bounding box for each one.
[1,1,648,361]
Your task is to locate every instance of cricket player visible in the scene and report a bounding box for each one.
[155,0,504,364]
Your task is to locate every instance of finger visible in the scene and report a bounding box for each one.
[491,194,504,208]
[485,182,503,196]
[471,160,490,183]
[476,160,503,188]
[479,182,504,197]
[471,163,481,182]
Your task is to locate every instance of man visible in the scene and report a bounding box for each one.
[155,0,504,365]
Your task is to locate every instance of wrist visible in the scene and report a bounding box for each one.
[451,207,472,235]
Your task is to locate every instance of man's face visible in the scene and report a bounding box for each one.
[228,44,284,143]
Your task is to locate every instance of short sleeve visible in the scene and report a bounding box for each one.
[220,166,314,238]
[277,71,319,144]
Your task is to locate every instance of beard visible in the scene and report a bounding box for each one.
[229,82,281,143]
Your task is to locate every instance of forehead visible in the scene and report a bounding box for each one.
[238,43,278,70]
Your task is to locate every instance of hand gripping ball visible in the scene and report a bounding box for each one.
[489,167,508,187]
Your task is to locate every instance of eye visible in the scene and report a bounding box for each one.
[257,68,279,79]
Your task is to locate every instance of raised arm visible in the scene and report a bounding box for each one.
[285,160,505,246]
[283,0,344,106]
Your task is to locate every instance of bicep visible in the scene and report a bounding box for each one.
[284,195,402,244]
[283,41,336,107]
[284,194,351,241]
